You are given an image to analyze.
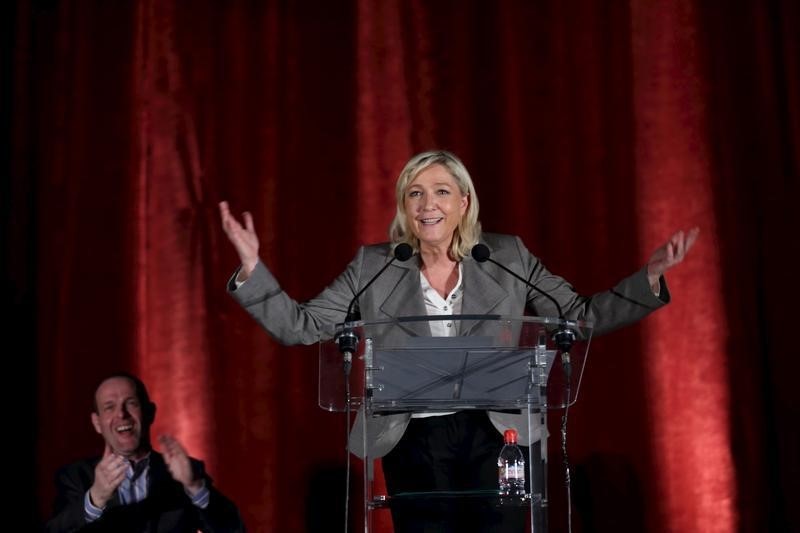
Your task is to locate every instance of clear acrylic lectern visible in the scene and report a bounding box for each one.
[319,315,593,533]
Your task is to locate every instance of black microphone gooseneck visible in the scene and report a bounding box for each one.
[470,243,577,352]
[471,242,576,533]
[336,242,414,374]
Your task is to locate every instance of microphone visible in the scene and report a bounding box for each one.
[344,243,414,323]
[471,243,578,358]
[337,243,414,371]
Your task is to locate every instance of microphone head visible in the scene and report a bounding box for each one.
[471,243,491,263]
[394,243,413,261]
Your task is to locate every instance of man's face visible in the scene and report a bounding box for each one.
[91,377,149,459]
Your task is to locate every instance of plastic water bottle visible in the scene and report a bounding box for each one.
[498,428,525,496]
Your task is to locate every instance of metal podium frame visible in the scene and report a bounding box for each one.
[319,315,593,532]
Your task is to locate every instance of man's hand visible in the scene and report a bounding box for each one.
[159,434,204,496]
[89,444,127,508]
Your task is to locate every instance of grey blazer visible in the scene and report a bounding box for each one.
[229,233,668,456]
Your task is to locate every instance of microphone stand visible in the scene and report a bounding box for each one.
[334,311,359,533]
[333,243,412,533]
[557,331,574,533]
[334,306,361,533]
[471,244,577,533]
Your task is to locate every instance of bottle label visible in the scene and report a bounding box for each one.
[501,464,524,480]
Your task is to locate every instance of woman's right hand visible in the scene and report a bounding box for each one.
[219,201,260,279]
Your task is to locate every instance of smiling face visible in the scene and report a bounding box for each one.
[403,164,468,253]
[91,377,152,459]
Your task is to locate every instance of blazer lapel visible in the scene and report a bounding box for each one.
[460,256,508,336]
[146,452,170,500]
[378,259,431,337]
[143,452,172,533]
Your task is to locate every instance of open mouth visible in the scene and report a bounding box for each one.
[419,217,443,225]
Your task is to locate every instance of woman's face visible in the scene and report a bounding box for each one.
[403,164,468,251]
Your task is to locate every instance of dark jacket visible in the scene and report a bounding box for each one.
[45,451,245,533]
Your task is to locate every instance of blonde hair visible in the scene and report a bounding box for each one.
[388,151,481,261]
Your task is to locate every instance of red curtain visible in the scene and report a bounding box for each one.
[6,1,798,531]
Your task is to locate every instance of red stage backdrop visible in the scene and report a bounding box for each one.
[5,1,798,531]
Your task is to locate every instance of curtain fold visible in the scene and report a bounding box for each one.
[631,2,734,531]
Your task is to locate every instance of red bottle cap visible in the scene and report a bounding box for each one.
[503,428,518,444]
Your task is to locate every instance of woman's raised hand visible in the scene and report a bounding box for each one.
[219,201,260,279]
